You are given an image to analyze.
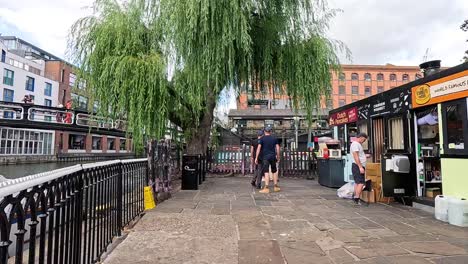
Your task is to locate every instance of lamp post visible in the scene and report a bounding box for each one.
[293,116,300,150]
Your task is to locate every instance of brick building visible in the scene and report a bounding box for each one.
[230,64,424,149]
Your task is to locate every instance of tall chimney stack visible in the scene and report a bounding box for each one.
[419,60,441,77]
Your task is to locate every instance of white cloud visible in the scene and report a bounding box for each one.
[0,0,94,58]
[327,0,468,67]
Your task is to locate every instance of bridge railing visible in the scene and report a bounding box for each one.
[0,101,127,132]
[0,158,147,264]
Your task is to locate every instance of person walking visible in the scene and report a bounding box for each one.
[250,130,264,189]
[351,133,368,205]
[255,126,280,193]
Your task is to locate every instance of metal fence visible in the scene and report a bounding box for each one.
[0,158,147,264]
[208,145,316,178]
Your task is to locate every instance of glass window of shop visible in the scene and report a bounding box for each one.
[358,121,369,150]
[442,98,468,155]
[69,134,86,150]
[0,128,53,155]
[120,139,127,151]
[107,137,116,151]
[388,117,405,150]
[92,136,102,150]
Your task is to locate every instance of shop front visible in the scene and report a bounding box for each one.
[412,66,468,199]
[327,81,416,199]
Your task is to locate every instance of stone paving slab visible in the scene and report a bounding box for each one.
[103,177,468,264]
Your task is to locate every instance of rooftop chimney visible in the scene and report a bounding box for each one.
[419,60,441,77]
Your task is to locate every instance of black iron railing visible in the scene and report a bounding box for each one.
[0,158,147,264]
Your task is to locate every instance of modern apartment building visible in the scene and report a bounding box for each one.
[0,40,59,107]
[0,36,133,161]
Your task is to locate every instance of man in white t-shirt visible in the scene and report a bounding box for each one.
[350,133,368,205]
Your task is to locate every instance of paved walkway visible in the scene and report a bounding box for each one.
[104,177,468,264]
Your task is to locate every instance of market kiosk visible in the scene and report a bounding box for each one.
[328,82,416,199]
[411,63,468,200]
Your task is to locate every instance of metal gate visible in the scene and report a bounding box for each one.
[208,145,315,178]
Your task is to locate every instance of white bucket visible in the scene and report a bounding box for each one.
[448,198,468,227]
[435,195,451,222]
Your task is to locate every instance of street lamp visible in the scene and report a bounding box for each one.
[293,116,300,150]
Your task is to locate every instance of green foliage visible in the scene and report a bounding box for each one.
[69,0,347,150]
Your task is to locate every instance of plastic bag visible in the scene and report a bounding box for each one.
[337,182,355,199]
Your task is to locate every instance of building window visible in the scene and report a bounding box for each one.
[415,73,422,79]
[1,50,5,63]
[3,69,14,86]
[71,93,88,110]
[364,73,371,81]
[107,138,116,151]
[388,117,405,149]
[92,136,102,150]
[45,82,52,96]
[69,134,86,150]
[339,85,345,94]
[25,76,35,91]
[339,73,345,80]
[44,99,52,107]
[2,89,14,119]
[352,86,358,95]
[3,89,14,102]
[339,99,346,107]
[120,139,127,151]
[377,73,384,81]
[326,99,333,109]
[390,74,396,81]
[61,69,65,83]
[377,86,384,93]
[402,74,409,81]
[365,86,371,96]
[351,73,358,80]
[69,73,76,87]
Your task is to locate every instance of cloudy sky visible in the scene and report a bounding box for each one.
[1,0,467,66]
[1,0,467,116]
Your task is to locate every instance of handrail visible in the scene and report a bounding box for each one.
[0,158,148,198]
[0,104,24,120]
[27,107,75,124]
[0,165,82,198]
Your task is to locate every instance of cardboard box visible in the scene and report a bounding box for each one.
[365,163,381,177]
[426,188,441,198]
[361,190,376,203]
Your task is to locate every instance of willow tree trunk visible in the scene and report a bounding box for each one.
[185,89,217,155]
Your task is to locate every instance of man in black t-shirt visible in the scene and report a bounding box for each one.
[250,130,264,189]
[255,126,280,193]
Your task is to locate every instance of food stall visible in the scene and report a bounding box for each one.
[316,137,345,188]
[411,64,468,199]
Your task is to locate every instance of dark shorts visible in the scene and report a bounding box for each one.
[262,158,277,174]
[352,163,365,184]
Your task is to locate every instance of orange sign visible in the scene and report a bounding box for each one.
[412,70,468,108]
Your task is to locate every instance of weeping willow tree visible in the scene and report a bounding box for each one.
[69,0,347,154]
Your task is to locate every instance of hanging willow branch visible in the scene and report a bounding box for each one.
[69,0,348,151]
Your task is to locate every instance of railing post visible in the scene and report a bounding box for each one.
[117,162,123,237]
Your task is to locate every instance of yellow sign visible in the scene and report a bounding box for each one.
[144,186,156,210]
[412,70,468,108]
[414,84,431,105]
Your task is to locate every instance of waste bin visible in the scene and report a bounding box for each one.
[182,155,200,190]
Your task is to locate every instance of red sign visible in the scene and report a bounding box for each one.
[329,107,358,126]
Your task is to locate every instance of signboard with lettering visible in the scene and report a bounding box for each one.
[354,87,411,120]
[329,107,358,126]
[412,70,468,108]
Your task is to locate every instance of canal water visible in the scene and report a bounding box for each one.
[0,162,89,179]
